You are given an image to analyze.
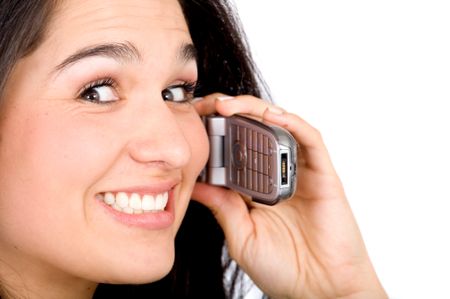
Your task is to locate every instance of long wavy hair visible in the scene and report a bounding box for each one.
[0,0,268,298]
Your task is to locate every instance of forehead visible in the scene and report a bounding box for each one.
[52,0,187,30]
[43,0,190,56]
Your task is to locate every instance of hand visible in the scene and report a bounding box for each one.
[192,94,387,299]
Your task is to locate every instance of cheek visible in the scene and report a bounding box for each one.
[170,113,209,226]
[17,115,114,195]
[182,114,209,176]
[0,108,120,277]
[0,109,118,235]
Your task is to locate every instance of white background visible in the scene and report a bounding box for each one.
[233,1,450,299]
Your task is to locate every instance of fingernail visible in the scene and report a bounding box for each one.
[217,96,234,101]
[191,97,204,103]
[267,106,284,115]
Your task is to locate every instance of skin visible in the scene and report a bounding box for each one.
[193,95,388,299]
[0,0,387,298]
[0,0,208,298]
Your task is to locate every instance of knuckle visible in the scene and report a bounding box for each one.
[311,126,322,138]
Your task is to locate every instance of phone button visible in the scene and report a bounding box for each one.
[258,133,264,153]
[263,175,269,193]
[247,168,253,190]
[252,170,258,191]
[247,149,253,169]
[268,176,274,193]
[258,174,264,193]
[268,141,274,156]
[239,126,247,146]
[263,155,269,175]
[240,168,247,187]
[231,125,238,142]
[236,169,245,187]
[232,142,246,170]
[246,129,252,150]
[258,153,264,173]
[252,152,258,170]
[263,136,269,155]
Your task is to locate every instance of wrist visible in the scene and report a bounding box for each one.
[340,289,388,299]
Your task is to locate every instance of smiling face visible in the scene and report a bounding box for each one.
[0,0,208,290]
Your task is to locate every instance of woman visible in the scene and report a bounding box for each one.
[0,0,387,298]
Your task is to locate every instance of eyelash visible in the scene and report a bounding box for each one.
[166,81,197,103]
[77,78,197,104]
[78,77,117,104]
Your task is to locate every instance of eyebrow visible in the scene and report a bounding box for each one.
[54,42,141,72]
[53,41,197,73]
[177,43,197,64]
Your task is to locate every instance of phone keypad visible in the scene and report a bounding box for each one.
[230,124,274,194]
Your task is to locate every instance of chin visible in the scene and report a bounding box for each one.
[96,245,176,285]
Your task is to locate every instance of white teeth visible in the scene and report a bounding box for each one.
[142,195,155,211]
[104,192,115,205]
[129,193,142,210]
[112,203,122,212]
[155,193,167,210]
[99,191,169,214]
[123,207,134,214]
[116,192,129,208]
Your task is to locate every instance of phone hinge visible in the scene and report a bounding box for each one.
[205,117,227,185]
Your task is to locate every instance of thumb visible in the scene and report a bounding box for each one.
[191,182,254,254]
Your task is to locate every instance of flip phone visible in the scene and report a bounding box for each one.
[200,115,297,205]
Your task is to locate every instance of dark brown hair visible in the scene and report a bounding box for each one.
[0,0,267,298]
[0,1,55,99]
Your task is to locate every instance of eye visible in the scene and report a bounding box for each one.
[161,82,196,104]
[79,78,119,104]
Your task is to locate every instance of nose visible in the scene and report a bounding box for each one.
[126,100,191,170]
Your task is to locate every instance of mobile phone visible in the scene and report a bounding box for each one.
[199,115,297,205]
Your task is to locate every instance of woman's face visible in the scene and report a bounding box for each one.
[0,0,208,285]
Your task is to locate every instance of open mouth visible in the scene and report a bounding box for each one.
[96,191,169,214]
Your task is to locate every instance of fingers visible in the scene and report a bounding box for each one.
[193,93,280,119]
[192,94,219,116]
[262,108,337,174]
[191,183,254,256]
[214,94,278,119]
[193,93,336,174]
